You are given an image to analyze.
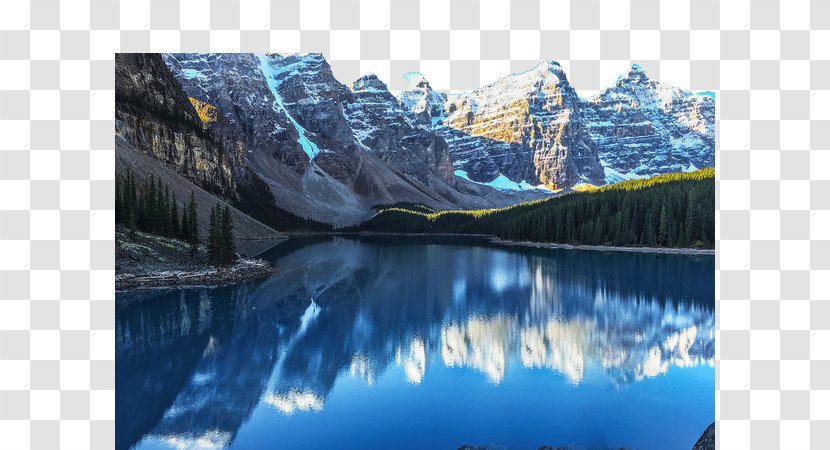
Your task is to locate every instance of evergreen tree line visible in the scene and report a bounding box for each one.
[117,171,242,264]
[235,173,333,232]
[355,169,715,249]
[208,204,237,266]
[116,171,200,247]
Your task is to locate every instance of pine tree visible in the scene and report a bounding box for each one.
[146,176,157,233]
[685,191,699,245]
[127,172,137,228]
[115,176,124,224]
[187,192,199,255]
[157,186,168,236]
[180,207,190,241]
[208,205,220,265]
[657,205,669,246]
[169,193,179,238]
[220,205,236,265]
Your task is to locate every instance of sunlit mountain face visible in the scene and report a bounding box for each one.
[117,236,714,450]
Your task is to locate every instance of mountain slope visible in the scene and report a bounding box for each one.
[115,139,281,239]
[115,53,238,200]
[586,64,715,181]
[115,53,329,232]
[399,62,715,190]
[355,169,715,249]
[162,53,551,225]
[442,61,605,189]
[119,53,712,227]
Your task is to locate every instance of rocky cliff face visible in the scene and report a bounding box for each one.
[127,53,712,225]
[115,53,237,200]
[443,61,605,189]
[161,54,311,174]
[116,53,324,234]
[161,53,549,225]
[344,73,455,184]
[585,65,715,182]
[399,62,715,190]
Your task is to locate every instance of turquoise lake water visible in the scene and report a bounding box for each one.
[116,236,714,450]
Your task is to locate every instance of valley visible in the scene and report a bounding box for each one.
[115,52,715,283]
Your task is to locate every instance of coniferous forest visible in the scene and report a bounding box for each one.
[115,171,200,247]
[208,204,237,266]
[354,169,715,249]
[115,171,239,263]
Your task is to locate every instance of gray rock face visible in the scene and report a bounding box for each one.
[691,422,715,450]
[399,62,715,189]
[162,53,550,225]
[444,61,605,189]
[692,422,716,450]
[138,53,711,224]
[585,64,715,182]
[401,62,606,189]
[344,73,454,184]
[161,53,310,174]
[115,53,238,200]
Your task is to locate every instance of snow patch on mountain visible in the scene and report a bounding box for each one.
[257,54,320,160]
[455,170,549,192]
[399,61,714,189]
[602,164,649,184]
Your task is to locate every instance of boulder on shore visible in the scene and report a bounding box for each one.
[692,422,716,450]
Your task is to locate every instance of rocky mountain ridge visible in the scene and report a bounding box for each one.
[160,53,550,226]
[400,61,715,189]
[117,53,713,228]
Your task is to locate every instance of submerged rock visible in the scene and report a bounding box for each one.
[692,422,716,450]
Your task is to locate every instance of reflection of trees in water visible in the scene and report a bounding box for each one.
[117,237,714,449]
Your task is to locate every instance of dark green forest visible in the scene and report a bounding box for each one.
[115,171,200,251]
[207,204,237,266]
[235,173,332,232]
[353,169,715,249]
[116,171,241,265]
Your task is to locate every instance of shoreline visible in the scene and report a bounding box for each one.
[327,231,716,255]
[488,237,715,255]
[116,234,712,291]
[116,259,277,291]
[335,231,492,238]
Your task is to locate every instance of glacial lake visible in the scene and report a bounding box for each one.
[116,236,715,450]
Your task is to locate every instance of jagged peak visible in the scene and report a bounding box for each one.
[262,52,330,72]
[351,73,389,93]
[403,72,432,91]
[532,60,565,73]
[618,64,650,85]
[501,60,569,87]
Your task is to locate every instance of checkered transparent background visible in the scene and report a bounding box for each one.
[1,0,829,448]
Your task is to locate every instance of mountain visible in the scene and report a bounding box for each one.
[160,53,550,226]
[402,61,605,189]
[117,53,713,229]
[115,53,238,200]
[115,53,330,235]
[399,62,715,189]
[585,64,715,182]
[355,169,716,250]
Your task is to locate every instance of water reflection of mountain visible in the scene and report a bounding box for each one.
[117,236,714,450]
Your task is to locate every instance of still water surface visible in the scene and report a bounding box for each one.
[116,236,714,450]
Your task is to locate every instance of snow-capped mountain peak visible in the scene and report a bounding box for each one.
[397,60,713,189]
[350,73,390,93]
[618,64,650,85]
[403,72,432,91]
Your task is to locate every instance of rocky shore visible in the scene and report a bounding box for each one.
[116,258,277,290]
[456,422,715,450]
[115,226,277,290]
[489,237,715,255]
[692,422,716,450]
